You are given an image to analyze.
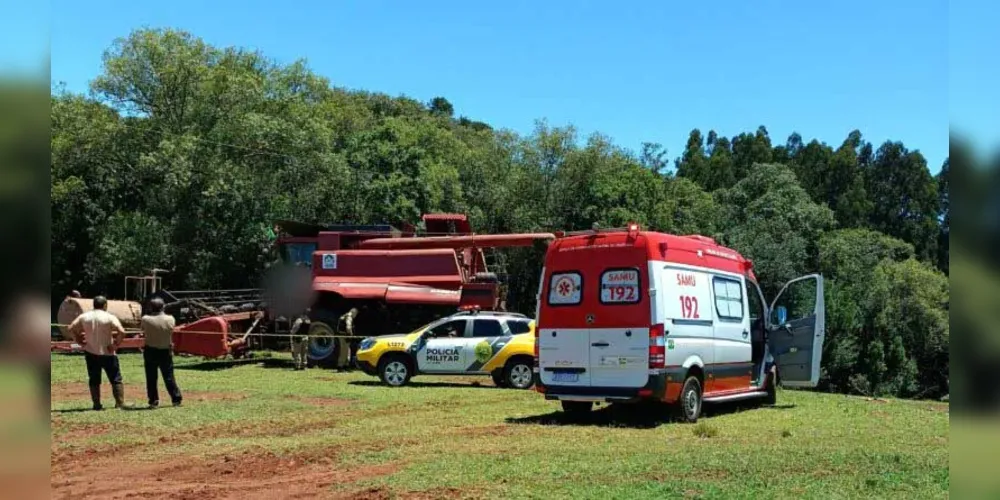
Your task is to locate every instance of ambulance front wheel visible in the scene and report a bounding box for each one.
[764,368,777,406]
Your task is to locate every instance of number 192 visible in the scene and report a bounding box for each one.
[679,296,700,319]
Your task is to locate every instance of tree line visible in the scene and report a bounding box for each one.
[51,28,949,399]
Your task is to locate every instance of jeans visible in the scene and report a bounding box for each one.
[143,347,182,405]
[85,352,122,387]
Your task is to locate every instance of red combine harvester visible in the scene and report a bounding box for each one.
[54,213,554,369]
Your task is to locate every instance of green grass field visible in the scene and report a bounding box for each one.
[50,352,949,499]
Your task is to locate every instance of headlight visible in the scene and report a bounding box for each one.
[358,338,376,351]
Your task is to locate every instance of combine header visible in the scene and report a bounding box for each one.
[54,213,554,369]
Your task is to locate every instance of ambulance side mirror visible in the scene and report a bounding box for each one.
[776,305,787,325]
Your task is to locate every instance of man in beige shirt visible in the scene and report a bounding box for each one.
[141,297,182,408]
[67,295,127,410]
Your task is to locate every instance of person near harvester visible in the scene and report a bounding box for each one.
[289,308,311,370]
[66,295,127,410]
[339,307,359,336]
[140,297,182,408]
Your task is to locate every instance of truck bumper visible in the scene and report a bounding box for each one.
[536,368,685,404]
[355,359,378,376]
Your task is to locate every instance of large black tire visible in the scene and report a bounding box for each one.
[764,369,777,405]
[306,321,339,368]
[675,375,703,423]
[504,358,535,390]
[491,370,507,388]
[378,354,413,387]
[561,400,593,414]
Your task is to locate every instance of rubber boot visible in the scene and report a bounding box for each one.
[89,385,103,411]
[112,383,125,409]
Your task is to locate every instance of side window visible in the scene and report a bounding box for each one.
[770,278,819,325]
[600,268,641,305]
[472,319,504,338]
[427,320,467,339]
[747,281,764,322]
[713,277,744,321]
[506,319,532,335]
[548,272,582,306]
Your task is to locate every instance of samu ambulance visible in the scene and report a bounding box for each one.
[533,224,824,422]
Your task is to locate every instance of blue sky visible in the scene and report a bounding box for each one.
[32,1,979,172]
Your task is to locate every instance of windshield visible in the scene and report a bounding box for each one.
[281,243,317,267]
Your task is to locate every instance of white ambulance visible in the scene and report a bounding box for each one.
[533,224,825,422]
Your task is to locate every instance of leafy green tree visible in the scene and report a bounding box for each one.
[868,258,949,397]
[936,158,949,274]
[817,229,914,393]
[864,141,941,262]
[715,163,836,296]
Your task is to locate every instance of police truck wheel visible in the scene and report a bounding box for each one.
[378,355,411,387]
[491,371,507,388]
[561,401,593,414]
[676,375,703,423]
[504,360,535,390]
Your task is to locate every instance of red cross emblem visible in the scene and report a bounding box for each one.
[557,279,573,296]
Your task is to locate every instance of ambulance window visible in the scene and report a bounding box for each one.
[600,268,641,305]
[548,272,582,306]
[713,277,744,321]
[747,281,764,322]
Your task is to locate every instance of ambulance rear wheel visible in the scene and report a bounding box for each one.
[561,401,593,414]
[676,375,703,423]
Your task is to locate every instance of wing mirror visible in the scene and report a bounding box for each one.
[770,306,792,333]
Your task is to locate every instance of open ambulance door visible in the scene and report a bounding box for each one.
[767,274,825,388]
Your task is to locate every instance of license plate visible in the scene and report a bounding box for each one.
[553,372,579,383]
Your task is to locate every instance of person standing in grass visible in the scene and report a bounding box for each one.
[140,297,182,408]
[289,308,312,370]
[67,295,127,410]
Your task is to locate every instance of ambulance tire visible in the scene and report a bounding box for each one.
[561,401,593,415]
[676,375,703,423]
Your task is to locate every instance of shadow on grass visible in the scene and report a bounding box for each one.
[50,408,93,414]
[507,401,797,429]
[175,358,274,371]
[50,405,158,414]
[348,380,500,390]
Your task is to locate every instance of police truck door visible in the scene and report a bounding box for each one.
[464,318,506,373]
[767,274,825,388]
[416,319,470,373]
